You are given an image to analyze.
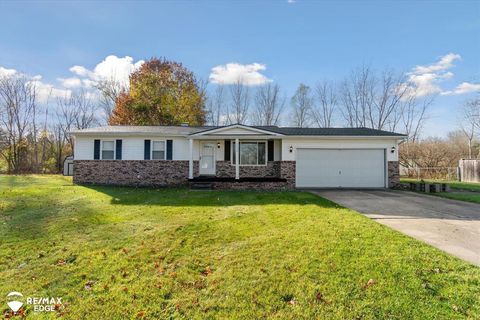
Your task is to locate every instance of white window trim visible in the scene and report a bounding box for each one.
[231,140,268,166]
[100,140,115,160]
[151,140,167,160]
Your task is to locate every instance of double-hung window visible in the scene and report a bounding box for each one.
[232,141,267,165]
[152,141,166,160]
[101,141,115,160]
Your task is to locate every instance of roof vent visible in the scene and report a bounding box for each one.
[180,122,189,127]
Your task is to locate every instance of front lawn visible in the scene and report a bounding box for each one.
[1,175,479,319]
[401,178,480,204]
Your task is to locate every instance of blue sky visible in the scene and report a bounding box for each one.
[0,1,479,136]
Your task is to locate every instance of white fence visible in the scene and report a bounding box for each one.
[459,159,480,183]
[400,166,459,181]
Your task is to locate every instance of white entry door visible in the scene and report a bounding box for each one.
[200,142,216,175]
[296,149,385,188]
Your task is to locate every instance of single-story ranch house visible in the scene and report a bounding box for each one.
[71,124,406,190]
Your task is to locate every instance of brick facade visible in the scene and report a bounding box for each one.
[280,161,296,189]
[73,160,294,189]
[73,160,199,187]
[211,180,292,191]
[74,159,395,190]
[388,161,400,188]
[214,161,281,178]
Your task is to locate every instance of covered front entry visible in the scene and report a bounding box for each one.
[296,148,386,188]
[199,141,216,175]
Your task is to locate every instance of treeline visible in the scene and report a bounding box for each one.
[1,57,479,174]
[206,66,431,143]
[0,76,98,174]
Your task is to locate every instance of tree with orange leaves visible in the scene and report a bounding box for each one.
[109,57,206,126]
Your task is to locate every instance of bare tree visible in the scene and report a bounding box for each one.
[340,66,375,128]
[290,84,313,128]
[95,78,126,124]
[0,74,37,173]
[400,90,433,143]
[312,81,337,127]
[339,65,434,143]
[56,90,98,148]
[252,84,285,126]
[228,80,249,124]
[206,85,226,126]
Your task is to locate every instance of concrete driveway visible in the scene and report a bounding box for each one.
[311,190,480,266]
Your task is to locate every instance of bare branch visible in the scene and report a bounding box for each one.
[252,84,285,126]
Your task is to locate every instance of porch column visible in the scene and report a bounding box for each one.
[235,138,240,180]
[188,138,193,179]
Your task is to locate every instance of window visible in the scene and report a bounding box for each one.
[101,141,114,160]
[232,141,267,165]
[152,141,166,160]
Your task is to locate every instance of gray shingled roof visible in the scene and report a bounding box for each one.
[70,125,213,135]
[71,125,406,137]
[254,126,407,136]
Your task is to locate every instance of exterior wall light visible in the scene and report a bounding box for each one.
[391,146,396,153]
[289,146,293,153]
[217,142,221,149]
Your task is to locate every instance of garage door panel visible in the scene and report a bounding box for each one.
[296,149,385,188]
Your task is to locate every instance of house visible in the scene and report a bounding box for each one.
[70,124,406,190]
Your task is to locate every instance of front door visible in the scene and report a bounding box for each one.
[200,142,216,175]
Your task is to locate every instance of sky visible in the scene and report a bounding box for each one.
[0,0,479,137]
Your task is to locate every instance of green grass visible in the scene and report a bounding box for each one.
[1,175,479,319]
[401,178,480,204]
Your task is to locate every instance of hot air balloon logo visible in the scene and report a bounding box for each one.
[6,291,24,313]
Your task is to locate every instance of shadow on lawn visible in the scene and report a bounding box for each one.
[82,184,340,208]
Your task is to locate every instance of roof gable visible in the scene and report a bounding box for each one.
[190,124,284,137]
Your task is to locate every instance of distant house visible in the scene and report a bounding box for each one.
[70,124,406,190]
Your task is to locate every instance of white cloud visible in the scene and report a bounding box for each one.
[69,65,93,78]
[58,77,83,88]
[404,53,461,97]
[413,53,461,74]
[0,66,17,77]
[29,77,71,103]
[441,82,480,95]
[0,66,70,103]
[1,55,143,106]
[209,62,272,86]
[70,55,144,86]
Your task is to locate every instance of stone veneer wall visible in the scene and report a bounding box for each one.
[73,160,296,189]
[214,161,281,178]
[388,161,400,188]
[212,181,291,191]
[280,161,296,189]
[74,160,199,187]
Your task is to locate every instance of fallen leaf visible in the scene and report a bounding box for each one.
[201,266,213,276]
[363,278,376,289]
[84,280,95,290]
[56,259,66,266]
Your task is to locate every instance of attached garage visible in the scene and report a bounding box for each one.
[296,148,386,188]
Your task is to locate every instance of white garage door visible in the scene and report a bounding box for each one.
[296,149,386,188]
